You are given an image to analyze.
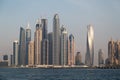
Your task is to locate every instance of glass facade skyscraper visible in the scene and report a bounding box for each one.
[26,23,31,65]
[41,39,49,65]
[18,27,26,66]
[85,25,94,66]
[41,18,49,65]
[34,19,42,65]
[48,32,53,65]
[13,40,19,66]
[53,14,60,65]
[60,26,68,65]
[68,34,75,66]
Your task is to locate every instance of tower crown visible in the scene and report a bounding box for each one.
[54,14,59,19]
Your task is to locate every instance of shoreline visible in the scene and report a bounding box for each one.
[1,65,120,69]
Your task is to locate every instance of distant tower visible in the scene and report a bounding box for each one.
[48,32,53,65]
[13,40,19,66]
[68,34,75,66]
[98,49,104,66]
[108,39,115,65]
[60,26,68,65]
[28,41,34,66]
[75,52,82,65]
[53,14,60,65]
[10,55,14,66]
[85,25,94,66]
[114,41,120,65]
[26,23,31,65]
[34,19,42,65]
[18,27,26,66]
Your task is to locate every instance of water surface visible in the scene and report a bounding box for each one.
[0,68,120,80]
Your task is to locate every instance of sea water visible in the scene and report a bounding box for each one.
[0,68,120,80]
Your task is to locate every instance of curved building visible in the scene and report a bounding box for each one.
[85,25,94,66]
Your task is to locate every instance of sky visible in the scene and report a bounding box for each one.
[0,0,120,65]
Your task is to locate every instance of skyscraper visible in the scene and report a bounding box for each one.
[68,34,75,66]
[85,25,94,66]
[108,39,115,65]
[28,41,34,67]
[114,41,120,65]
[26,23,31,65]
[41,39,49,65]
[48,32,53,65]
[53,14,60,65]
[60,26,68,65]
[98,49,104,66]
[34,19,42,65]
[41,18,49,65]
[18,27,26,66]
[13,40,19,66]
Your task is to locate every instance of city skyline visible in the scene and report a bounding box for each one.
[0,0,120,65]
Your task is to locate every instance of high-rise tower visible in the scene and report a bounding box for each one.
[53,14,60,65]
[26,23,31,65]
[108,39,115,65]
[60,26,68,65]
[34,19,42,65]
[48,32,53,65]
[13,40,19,66]
[85,25,94,66]
[41,39,49,65]
[28,41,34,66]
[68,34,75,66]
[115,41,120,65]
[18,27,26,66]
[41,19,49,65]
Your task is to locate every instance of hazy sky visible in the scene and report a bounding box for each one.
[0,0,120,65]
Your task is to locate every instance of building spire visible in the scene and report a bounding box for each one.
[26,22,30,29]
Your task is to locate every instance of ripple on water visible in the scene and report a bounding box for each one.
[0,68,120,80]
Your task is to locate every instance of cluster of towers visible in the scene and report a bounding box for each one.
[106,39,120,65]
[11,14,75,67]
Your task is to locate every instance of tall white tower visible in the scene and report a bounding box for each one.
[60,26,68,65]
[53,14,60,65]
[85,25,94,66]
